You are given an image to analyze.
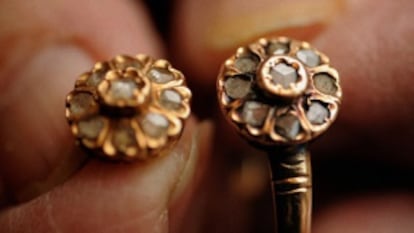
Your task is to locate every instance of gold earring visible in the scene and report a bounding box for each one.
[66,54,191,161]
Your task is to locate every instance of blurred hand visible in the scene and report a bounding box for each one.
[0,0,413,233]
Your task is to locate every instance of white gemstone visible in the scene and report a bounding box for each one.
[270,63,298,88]
[115,57,142,70]
[69,92,95,117]
[160,89,182,109]
[242,101,270,126]
[234,56,258,73]
[78,116,104,139]
[86,71,105,87]
[109,80,137,100]
[306,102,329,125]
[224,76,251,99]
[267,42,289,55]
[297,49,320,67]
[113,124,136,152]
[148,68,174,83]
[313,73,337,95]
[276,114,301,140]
[141,113,169,138]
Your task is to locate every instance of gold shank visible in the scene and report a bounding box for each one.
[268,146,312,233]
[216,37,342,233]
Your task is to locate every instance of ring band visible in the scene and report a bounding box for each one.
[65,54,191,161]
[217,37,342,232]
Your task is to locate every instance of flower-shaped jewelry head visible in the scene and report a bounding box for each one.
[66,55,191,161]
[217,37,342,146]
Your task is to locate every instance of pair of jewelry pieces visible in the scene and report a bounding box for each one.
[65,37,342,233]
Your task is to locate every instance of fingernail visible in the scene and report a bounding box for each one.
[0,43,93,203]
[206,0,346,50]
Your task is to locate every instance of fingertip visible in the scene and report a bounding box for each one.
[0,0,164,205]
[0,118,215,233]
[171,0,347,86]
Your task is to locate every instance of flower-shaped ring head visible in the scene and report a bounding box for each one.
[66,55,191,161]
[217,37,342,147]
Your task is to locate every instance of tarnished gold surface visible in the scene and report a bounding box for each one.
[217,37,342,146]
[217,37,342,233]
[66,55,191,161]
[269,146,311,233]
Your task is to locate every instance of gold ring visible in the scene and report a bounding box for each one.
[65,54,191,161]
[217,37,342,233]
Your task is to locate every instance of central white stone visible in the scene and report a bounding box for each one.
[306,102,329,125]
[141,113,169,138]
[110,80,136,100]
[270,63,298,88]
[242,101,269,126]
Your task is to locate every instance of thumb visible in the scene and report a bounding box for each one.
[0,120,213,233]
[0,0,161,204]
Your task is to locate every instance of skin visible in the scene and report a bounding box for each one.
[0,0,413,232]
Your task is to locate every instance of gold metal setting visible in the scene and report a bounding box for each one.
[217,37,342,146]
[258,55,309,99]
[217,37,342,233]
[66,54,191,161]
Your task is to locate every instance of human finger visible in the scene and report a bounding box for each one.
[0,0,161,205]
